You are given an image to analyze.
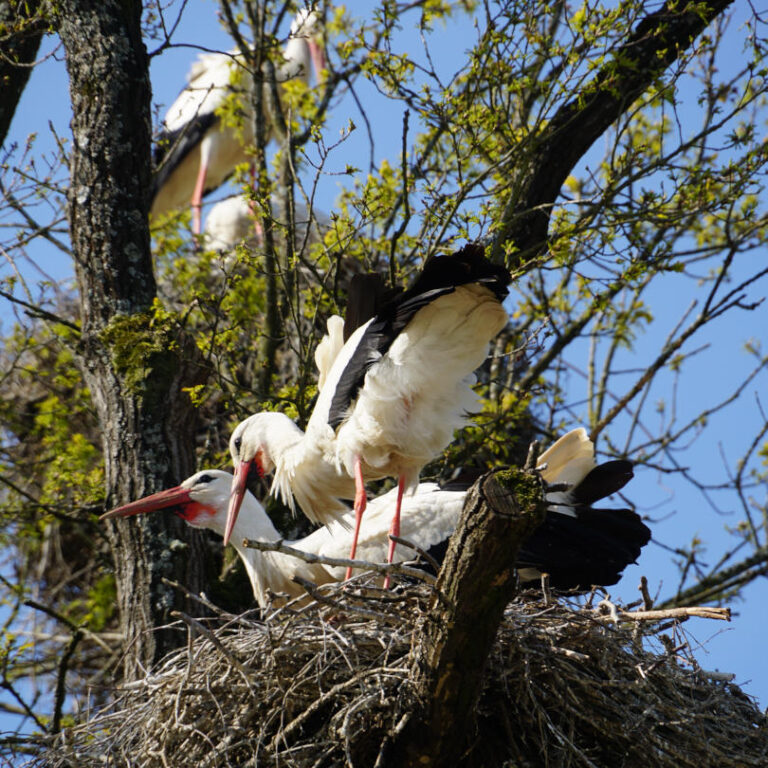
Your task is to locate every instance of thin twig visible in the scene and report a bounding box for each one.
[170,611,254,689]
[0,288,80,331]
[639,576,654,610]
[291,577,407,624]
[52,628,83,734]
[596,606,730,623]
[389,534,441,574]
[241,537,436,584]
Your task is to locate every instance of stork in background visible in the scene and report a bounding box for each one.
[203,193,329,255]
[101,430,650,606]
[225,243,511,582]
[151,9,325,234]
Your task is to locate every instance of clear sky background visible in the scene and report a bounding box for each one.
[1,0,766,735]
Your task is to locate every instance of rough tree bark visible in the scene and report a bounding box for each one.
[384,469,545,766]
[0,0,47,147]
[56,0,214,679]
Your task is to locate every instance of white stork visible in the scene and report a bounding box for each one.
[225,243,512,582]
[100,470,460,607]
[203,193,329,253]
[100,430,650,606]
[151,9,325,234]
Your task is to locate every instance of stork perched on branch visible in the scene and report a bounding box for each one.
[225,243,512,582]
[150,9,325,233]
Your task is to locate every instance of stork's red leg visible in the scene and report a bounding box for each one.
[382,474,406,590]
[191,160,208,235]
[345,455,367,580]
[246,195,264,244]
[246,167,264,244]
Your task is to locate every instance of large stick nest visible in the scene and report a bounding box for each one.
[38,579,767,767]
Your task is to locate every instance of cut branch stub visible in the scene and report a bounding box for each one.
[385,468,545,768]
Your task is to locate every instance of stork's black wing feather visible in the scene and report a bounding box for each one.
[328,243,510,430]
[569,460,634,505]
[517,505,651,589]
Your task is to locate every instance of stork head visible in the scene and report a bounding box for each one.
[226,412,289,545]
[100,470,233,537]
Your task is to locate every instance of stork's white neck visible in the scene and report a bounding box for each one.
[220,489,316,608]
[278,36,311,82]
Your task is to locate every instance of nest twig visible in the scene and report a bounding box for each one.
[28,580,768,768]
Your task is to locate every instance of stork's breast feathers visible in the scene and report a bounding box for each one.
[385,284,506,374]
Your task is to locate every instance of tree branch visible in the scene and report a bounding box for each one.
[0,0,47,147]
[0,288,80,331]
[243,536,437,585]
[659,546,768,609]
[491,0,735,264]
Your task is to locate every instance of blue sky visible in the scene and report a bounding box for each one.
[1,0,766,735]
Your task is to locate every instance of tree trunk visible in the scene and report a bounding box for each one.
[57,0,214,679]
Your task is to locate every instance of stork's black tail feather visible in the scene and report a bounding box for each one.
[517,505,650,589]
[435,458,650,590]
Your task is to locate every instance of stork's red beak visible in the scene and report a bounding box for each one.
[100,486,192,520]
[223,459,251,545]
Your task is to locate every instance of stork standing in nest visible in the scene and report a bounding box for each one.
[150,9,325,233]
[225,243,512,582]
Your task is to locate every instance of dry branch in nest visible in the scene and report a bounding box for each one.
[33,578,767,768]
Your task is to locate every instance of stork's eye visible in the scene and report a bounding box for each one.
[198,474,213,484]
[234,437,242,454]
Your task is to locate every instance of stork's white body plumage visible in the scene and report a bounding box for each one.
[202,193,258,252]
[225,245,512,582]
[203,194,330,253]
[151,10,324,232]
[315,481,461,579]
